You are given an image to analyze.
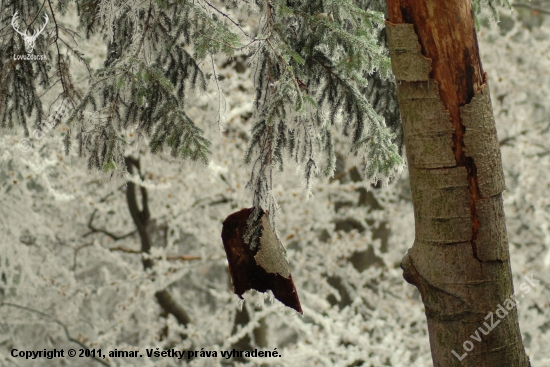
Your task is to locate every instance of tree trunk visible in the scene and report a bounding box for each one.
[125,156,191,327]
[384,1,531,366]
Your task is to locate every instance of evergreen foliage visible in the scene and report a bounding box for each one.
[1,0,410,249]
[472,0,511,27]
[0,0,510,232]
[241,0,405,223]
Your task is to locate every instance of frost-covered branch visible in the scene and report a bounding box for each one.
[84,209,137,241]
[125,156,191,326]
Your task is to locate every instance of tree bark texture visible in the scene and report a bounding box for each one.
[385,1,530,366]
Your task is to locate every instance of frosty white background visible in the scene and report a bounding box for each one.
[0,1,549,366]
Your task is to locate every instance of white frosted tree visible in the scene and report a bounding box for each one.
[0,0,549,366]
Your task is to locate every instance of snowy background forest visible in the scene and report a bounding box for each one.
[1,1,550,366]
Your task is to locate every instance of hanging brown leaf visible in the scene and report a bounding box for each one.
[221,208,302,314]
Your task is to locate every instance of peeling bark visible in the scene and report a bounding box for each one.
[221,208,302,314]
[385,1,530,366]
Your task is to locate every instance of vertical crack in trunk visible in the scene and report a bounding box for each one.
[399,1,486,262]
[387,0,529,365]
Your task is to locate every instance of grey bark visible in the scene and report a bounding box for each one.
[385,1,530,365]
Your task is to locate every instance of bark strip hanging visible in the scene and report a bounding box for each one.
[221,208,302,314]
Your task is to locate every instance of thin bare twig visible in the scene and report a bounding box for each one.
[83,209,137,240]
[73,242,94,271]
[210,55,226,131]
[200,0,252,38]
[107,246,202,261]
[499,129,529,146]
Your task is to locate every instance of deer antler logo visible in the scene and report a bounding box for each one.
[12,12,48,54]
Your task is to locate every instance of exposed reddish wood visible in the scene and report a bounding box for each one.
[386,1,530,366]
[221,208,302,314]
[387,0,483,250]
[387,0,484,164]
